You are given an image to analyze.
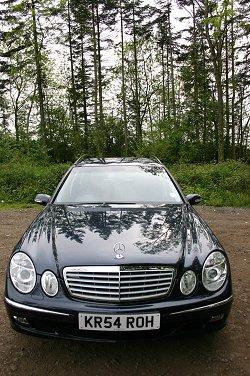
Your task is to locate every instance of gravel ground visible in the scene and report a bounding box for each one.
[0,206,249,376]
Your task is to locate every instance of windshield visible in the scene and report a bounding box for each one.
[54,165,183,205]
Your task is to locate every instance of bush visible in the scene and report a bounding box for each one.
[0,160,249,208]
[170,161,250,207]
[0,162,70,204]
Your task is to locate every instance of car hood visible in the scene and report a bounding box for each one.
[17,204,220,276]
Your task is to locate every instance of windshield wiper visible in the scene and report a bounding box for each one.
[95,202,112,207]
[66,201,144,208]
[66,202,110,207]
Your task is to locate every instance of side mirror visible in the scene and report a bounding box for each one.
[34,194,51,206]
[186,194,201,205]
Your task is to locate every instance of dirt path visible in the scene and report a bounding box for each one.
[0,207,249,376]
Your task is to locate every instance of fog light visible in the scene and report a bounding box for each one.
[209,314,225,323]
[180,270,196,295]
[41,270,58,297]
[13,316,29,325]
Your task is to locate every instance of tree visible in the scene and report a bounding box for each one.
[0,0,58,148]
[0,0,249,162]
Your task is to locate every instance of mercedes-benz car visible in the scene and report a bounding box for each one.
[5,157,233,341]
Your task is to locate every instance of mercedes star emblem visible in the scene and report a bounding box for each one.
[114,242,125,259]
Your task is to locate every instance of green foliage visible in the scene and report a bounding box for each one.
[0,161,69,204]
[0,160,249,208]
[0,132,71,165]
[170,161,250,208]
[1,0,249,164]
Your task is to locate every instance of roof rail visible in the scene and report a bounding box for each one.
[73,155,90,165]
[73,155,163,165]
[150,156,163,164]
[74,156,107,165]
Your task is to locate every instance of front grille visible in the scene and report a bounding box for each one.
[63,266,175,302]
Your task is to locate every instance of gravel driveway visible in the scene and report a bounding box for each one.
[0,207,249,376]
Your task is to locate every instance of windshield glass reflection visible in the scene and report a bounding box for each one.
[55,165,182,204]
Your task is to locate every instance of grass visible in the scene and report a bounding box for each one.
[0,202,42,210]
[170,161,250,208]
[0,160,249,209]
[0,162,69,206]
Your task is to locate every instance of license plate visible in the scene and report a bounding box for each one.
[79,313,160,331]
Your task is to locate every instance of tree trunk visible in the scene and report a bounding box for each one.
[231,1,236,160]
[96,3,105,153]
[225,22,230,158]
[167,2,176,127]
[31,0,46,147]
[91,2,99,152]
[120,1,128,155]
[80,25,89,151]
[204,0,224,162]
[132,4,141,142]
[67,0,79,136]
[192,1,199,141]
[161,45,166,122]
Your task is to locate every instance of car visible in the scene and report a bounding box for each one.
[5,157,233,342]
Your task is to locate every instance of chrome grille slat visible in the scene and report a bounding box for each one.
[71,288,120,295]
[63,266,175,302]
[120,287,168,295]
[67,278,120,284]
[121,272,168,278]
[66,274,119,279]
[120,277,172,283]
[120,282,170,290]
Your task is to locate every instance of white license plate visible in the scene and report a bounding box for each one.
[79,313,160,331]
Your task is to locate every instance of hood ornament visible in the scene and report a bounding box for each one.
[114,242,125,259]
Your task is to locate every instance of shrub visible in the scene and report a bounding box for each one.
[0,160,249,207]
[0,162,70,204]
[169,161,250,207]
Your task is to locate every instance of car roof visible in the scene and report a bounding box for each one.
[74,157,164,167]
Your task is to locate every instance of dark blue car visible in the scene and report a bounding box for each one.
[5,157,233,341]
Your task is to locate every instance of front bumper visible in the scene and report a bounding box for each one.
[5,285,233,342]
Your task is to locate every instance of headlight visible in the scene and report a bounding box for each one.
[9,252,36,293]
[41,270,58,297]
[180,270,196,295]
[202,251,228,291]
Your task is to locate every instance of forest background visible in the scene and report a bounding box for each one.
[0,0,249,207]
